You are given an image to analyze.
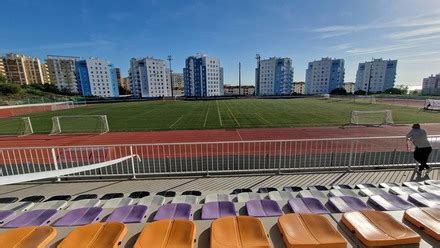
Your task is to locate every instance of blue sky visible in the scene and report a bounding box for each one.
[1,0,440,87]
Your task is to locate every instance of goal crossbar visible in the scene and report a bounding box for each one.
[424,99,440,111]
[50,115,109,135]
[350,110,394,126]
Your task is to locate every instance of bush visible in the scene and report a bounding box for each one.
[0,82,22,95]
[330,88,347,95]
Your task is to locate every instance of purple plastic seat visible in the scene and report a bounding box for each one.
[408,192,440,207]
[3,209,58,228]
[53,207,102,227]
[288,197,329,214]
[245,200,282,217]
[106,205,148,223]
[201,201,236,220]
[368,193,415,211]
[327,196,371,213]
[153,203,192,221]
[0,210,15,224]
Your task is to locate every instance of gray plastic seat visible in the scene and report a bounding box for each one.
[389,186,419,195]
[204,194,230,203]
[298,190,327,198]
[236,192,261,202]
[268,191,295,201]
[379,182,400,189]
[67,199,101,210]
[0,202,34,212]
[358,188,387,197]
[101,198,133,208]
[329,189,359,197]
[418,185,440,195]
[33,200,68,210]
[403,181,423,189]
[172,195,198,204]
[137,195,166,207]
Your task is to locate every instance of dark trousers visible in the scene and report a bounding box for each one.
[414,147,432,171]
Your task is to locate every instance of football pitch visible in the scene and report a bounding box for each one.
[10,98,440,133]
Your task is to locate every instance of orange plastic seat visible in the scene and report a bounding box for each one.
[0,226,56,248]
[58,222,127,248]
[134,219,196,248]
[404,207,440,240]
[342,210,420,247]
[211,216,270,248]
[278,213,347,248]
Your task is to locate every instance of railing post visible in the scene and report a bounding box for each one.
[130,146,136,179]
[51,148,61,182]
[277,142,283,174]
[347,141,355,172]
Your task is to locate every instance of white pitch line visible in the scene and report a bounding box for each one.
[216,100,223,127]
[169,115,184,128]
[203,102,211,128]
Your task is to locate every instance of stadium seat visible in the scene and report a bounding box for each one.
[157,191,176,197]
[172,195,199,204]
[129,191,150,199]
[72,194,98,201]
[134,219,196,248]
[0,226,57,248]
[101,198,133,208]
[278,213,347,248]
[257,187,277,193]
[106,205,148,223]
[231,188,252,194]
[21,195,45,203]
[332,184,352,189]
[211,216,270,248]
[245,199,282,217]
[54,207,103,227]
[201,201,236,220]
[3,209,58,228]
[389,186,419,195]
[379,182,400,188]
[33,200,68,210]
[307,185,328,191]
[327,196,371,213]
[0,197,18,204]
[425,180,440,185]
[236,192,261,202]
[298,189,327,198]
[403,181,423,189]
[100,193,124,200]
[367,193,415,211]
[45,195,71,201]
[137,195,166,207]
[404,207,440,240]
[355,183,376,189]
[288,198,329,214]
[204,193,230,203]
[408,192,440,207]
[283,186,303,192]
[182,190,202,196]
[66,199,101,210]
[418,185,440,194]
[153,203,192,221]
[0,201,34,212]
[57,222,127,248]
[341,210,421,246]
[358,187,387,197]
[329,189,359,197]
[268,191,295,201]
[0,210,15,224]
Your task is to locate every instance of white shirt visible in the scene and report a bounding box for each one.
[406,128,431,148]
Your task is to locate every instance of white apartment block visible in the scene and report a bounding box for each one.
[422,74,440,95]
[184,55,224,97]
[129,57,171,98]
[46,55,79,93]
[256,57,293,96]
[355,59,397,93]
[76,58,119,97]
[305,57,345,94]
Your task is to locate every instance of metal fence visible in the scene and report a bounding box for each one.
[0,136,439,180]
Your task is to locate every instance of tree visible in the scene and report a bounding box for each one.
[384,86,408,95]
[330,88,347,95]
[0,82,22,95]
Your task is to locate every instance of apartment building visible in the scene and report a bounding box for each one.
[76,58,119,97]
[46,55,79,93]
[355,58,397,93]
[129,57,171,98]
[184,55,224,97]
[305,57,345,94]
[256,57,293,96]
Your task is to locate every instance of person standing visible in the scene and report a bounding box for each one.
[406,124,432,175]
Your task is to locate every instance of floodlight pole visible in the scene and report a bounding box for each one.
[256,54,261,96]
[168,55,174,97]
[238,62,241,95]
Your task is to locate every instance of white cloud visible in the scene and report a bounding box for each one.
[386,25,440,39]
[346,43,420,55]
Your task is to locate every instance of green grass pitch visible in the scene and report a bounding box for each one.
[2,98,439,134]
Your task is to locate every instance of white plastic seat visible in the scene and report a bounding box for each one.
[359,188,387,197]
[403,182,423,189]
[236,192,261,202]
[329,189,359,197]
[137,195,166,207]
[204,193,230,203]
[0,202,34,211]
[418,185,440,194]
[67,199,101,210]
[33,200,68,210]
[268,191,295,201]
[298,190,327,198]
[389,187,419,195]
[101,197,133,208]
[171,195,198,204]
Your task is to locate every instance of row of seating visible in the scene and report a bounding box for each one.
[1,208,438,247]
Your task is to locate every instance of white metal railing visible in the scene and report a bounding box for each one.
[0,136,439,180]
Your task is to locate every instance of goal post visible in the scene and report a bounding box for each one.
[354,95,376,104]
[0,117,33,136]
[50,115,109,135]
[424,99,440,111]
[350,110,394,126]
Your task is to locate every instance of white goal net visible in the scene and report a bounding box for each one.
[424,99,440,111]
[0,117,33,136]
[354,95,376,104]
[350,110,394,126]
[50,115,109,135]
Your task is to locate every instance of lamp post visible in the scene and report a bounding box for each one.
[168,55,174,97]
[256,54,261,96]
